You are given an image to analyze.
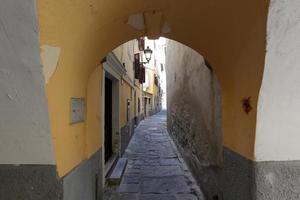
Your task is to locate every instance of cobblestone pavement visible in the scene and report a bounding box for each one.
[104,111,204,200]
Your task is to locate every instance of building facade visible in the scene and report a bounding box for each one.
[143,38,165,116]
[102,38,163,182]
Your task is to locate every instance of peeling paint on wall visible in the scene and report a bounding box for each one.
[162,22,171,34]
[127,13,145,30]
[242,96,253,114]
[144,11,163,39]
[40,45,61,84]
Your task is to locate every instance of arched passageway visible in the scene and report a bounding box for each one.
[38,0,268,177]
[3,0,300,200]
[37,1,268,199]
[100,37,223,200]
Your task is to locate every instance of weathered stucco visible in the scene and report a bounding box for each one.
[254,160,300,200]
[40,45,61,84]
[0,164,62,199]
[253,1,300,199]
[224,147,300,200]
[256,0,300,162]
[165,40,223,200]
[0,0,54,164]
[86,66,103,157]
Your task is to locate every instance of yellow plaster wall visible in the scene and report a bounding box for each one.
[135,86,144,116]
[37,0,142,177]
[161,1,269,160]
[37,0,268,176]
[114,40,142,126]
[86,66,103,158]
[113,42,135,81]
[120,81,132,127]
[145,69,155,95]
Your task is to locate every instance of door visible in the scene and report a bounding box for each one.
[105,77,113,162]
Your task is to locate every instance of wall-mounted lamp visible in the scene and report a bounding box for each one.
[141,46,153,64]
[134,47,153,84]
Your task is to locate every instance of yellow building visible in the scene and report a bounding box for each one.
[143,68,162,116]
[143,39,164,116]
[106,39,146,159]
[99,38,164,184]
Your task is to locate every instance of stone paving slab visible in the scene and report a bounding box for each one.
[159,158,181,166]
[139,194,176,200]
[104,112,204,200]
[142,176,190,194]
[141,165,183,177]
[120,194,138,200]
[176,194,198,200]
[118,184,140,193]
[121,175,141,184]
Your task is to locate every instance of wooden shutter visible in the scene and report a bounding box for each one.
[139,65,145,84]
[154,75,158,86]
[134,53,140,79]
[138,38,145,51]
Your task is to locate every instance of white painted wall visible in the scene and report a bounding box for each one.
[255,0,300,161]
[0,0,55,164]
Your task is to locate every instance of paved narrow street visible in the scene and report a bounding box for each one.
[105,112,204,200]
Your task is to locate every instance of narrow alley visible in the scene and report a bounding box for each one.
[3,1,300,200]
[105,112,204,200]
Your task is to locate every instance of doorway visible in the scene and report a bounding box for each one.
[105,77,113,162]
[144,97,147,117]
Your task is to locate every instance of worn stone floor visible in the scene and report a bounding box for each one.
[104,111,204,200]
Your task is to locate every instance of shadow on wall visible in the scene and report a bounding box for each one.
[165,39,223,200]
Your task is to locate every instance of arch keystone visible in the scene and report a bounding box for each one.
[144,10,163,39]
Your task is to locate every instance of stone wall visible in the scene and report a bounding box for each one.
[223,147,254,200]
[63,149,103,200]
[165,40,223,200]
[254,160,300,200]
[0,149,104,200]
[121,119,135,156]
[0,165,62,200]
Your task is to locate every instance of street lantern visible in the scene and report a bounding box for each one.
[144,46,153,63]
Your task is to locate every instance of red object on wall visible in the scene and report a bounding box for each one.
[242,96,253,114]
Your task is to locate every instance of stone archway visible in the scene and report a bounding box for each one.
[0,0,272,199]
[38,0,269,178]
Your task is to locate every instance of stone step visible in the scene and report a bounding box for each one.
[107,158,128,185]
